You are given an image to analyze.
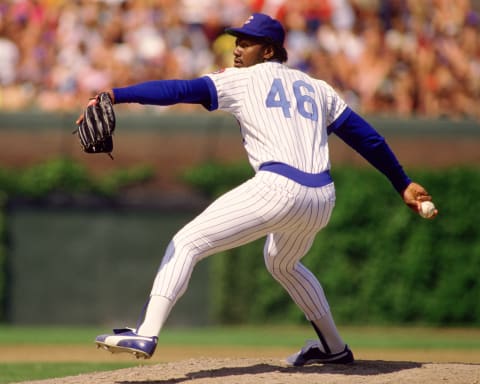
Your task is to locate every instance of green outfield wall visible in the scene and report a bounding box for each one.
[7,207,208,327]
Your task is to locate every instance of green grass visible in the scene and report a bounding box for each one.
[2,325,480,349]
[0,325,479,383]
[0,362,139,384]
[0,326,103,345]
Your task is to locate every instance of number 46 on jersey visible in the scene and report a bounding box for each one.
[266,78,319,122]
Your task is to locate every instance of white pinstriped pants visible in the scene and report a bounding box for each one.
[150,170,336,321]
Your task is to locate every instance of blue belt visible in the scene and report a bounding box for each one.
[259,162,333,188]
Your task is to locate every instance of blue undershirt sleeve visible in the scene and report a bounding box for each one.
[329,107,411,194]
[112,76,218,111]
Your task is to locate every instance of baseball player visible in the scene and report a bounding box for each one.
[89,13,437,365]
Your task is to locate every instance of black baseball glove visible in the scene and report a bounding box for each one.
[75,92,116,158]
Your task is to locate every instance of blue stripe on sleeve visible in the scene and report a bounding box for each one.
[113,77,217,110]
[202,76,218,111]
[327,107,352,135]
[330,107,411,194]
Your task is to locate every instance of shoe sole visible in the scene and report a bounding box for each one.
[301,358,355,366]
[95,341,152,359]
[286,359,355,367]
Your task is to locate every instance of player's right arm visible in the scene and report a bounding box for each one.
[329,108,437,217]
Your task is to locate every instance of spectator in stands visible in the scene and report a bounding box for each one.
[0,0,478,119]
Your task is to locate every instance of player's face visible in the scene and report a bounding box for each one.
[233,37,273,68]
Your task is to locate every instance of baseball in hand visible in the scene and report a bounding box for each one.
[419,201,436,218]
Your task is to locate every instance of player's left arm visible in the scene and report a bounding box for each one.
[111,77,218,110]
[76,77,219,127]
[329,107,437,217]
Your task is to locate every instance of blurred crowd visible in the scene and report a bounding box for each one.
[0,0,479,119]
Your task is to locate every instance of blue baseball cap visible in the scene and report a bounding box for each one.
[225,13,286,47]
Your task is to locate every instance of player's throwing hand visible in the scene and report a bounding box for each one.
[402,182,438,218]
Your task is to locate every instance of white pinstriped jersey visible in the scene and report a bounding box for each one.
[206,61,348,173]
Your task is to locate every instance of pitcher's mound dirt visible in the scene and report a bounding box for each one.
[18,357,480,384]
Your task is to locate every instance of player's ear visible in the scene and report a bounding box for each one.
[263,45,275,61]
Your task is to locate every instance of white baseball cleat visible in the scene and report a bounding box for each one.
[95,328,158,359]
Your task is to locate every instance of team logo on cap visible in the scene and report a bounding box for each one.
[244,15,254,25]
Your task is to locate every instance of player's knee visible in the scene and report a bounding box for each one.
[170,233,211,264]
[264,256,296,279]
